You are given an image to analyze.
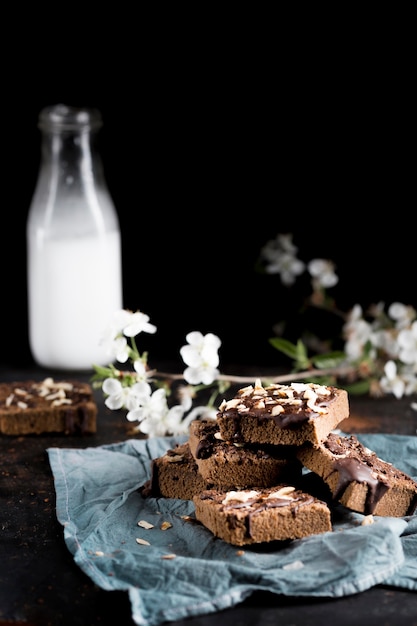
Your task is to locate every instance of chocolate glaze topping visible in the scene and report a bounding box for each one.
[194,421,220,459]
[324,434,416,515]
[330,456,389,515]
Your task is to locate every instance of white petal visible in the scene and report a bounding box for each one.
[105,395,124,410]
[102,378,122,395]
[180,345,201,367]
[384,360,397,380]
[184,331,204,347]
[182,366,203,385]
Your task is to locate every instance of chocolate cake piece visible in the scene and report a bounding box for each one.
[216,379,349,446]
[140,441,211,500]
[189,419,302,489]
[193,485,332,546]
[0,377,97,435]
[297,433,417,517]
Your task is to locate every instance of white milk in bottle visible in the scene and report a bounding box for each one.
[27,104,123,371]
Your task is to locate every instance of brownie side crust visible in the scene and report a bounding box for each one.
[216,380,349,446]
[193,486,332,546]
[140,442,211,500]
[297,433,417,517]
[0,378,97,435]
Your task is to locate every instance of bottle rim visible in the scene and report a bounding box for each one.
[38,104,103,131]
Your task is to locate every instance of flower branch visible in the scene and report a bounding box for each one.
[153,367,356,385]
[92,233,417,438]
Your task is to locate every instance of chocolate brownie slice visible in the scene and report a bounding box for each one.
[193,485,332,546]
[297,433,417,517]
[189,419,302,489]
[0,377,97,435]
[216,379,349,446]
[140,441,211,500]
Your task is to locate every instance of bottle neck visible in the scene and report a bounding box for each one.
[41,126,104,183]
[38,103,106,183]
[28,104,118,237]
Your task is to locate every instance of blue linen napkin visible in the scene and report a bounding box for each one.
[47,433,417,626]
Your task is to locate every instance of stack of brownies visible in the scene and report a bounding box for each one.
[141,379,417,546]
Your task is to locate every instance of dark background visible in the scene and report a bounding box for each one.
[2,37,414,372]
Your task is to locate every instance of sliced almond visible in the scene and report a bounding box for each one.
[136,538,151,546]
[138,520,154,529]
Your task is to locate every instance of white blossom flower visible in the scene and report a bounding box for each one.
[102,378,152,411]
[99,309,132,360]
[133,359,149,382]
[95,308,228,437]
[99,309,157,363]
[126,388,192,437]
[121,310,157,337]
[260,233,306,285]
[379,360,405,399]
[139,409,186,437]
[343,305,373,361]
[401,367,417,395]
[388,302,416,330]
[126,387,167,423]
[105,309,133,336]
[108,336,130,363]
[262,233,299,257]
[161,404,193,436]
[370,328,399,360]
[279,234,298,254]
[397,321,417,366]
[180,331,221,385]
[307,259,338,289]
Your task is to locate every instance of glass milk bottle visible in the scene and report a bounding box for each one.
[27,104,123,371]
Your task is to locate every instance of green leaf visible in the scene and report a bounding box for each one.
[91,364,111,376]
[312,351,347,369]
[268,337,300,359]
[301,375,337,386]
[294,340,310,370]
[90,364,115,382]
[343,380,371,395]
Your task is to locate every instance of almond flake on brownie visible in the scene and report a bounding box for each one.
[193,485,332,546]
[216,379,349,446]
[0,377,97,435]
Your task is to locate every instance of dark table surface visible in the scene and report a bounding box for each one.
[1,364,417,626]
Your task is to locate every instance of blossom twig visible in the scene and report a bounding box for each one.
[154,366,357,385]
[92,233,417,438]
